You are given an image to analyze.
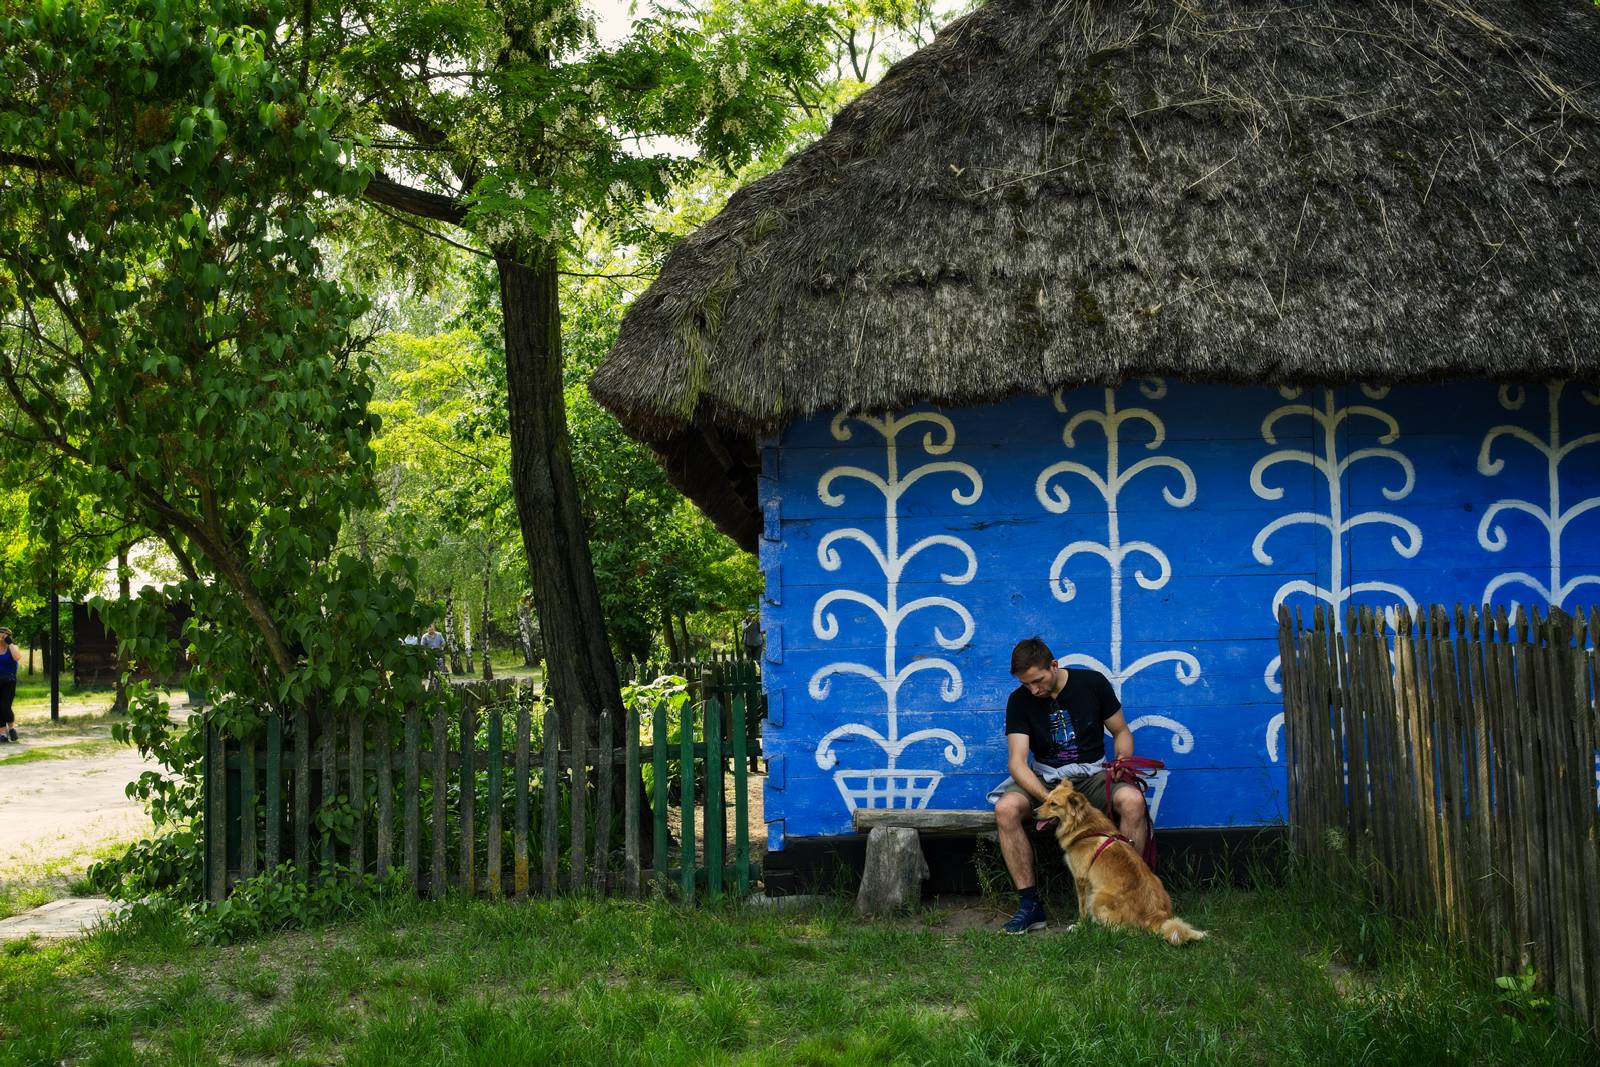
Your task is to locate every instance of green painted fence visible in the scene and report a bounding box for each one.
[202,673,761,903]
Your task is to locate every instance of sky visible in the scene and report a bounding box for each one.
[591,0,638,46]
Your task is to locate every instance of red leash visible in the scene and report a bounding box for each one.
[1103,756,1164,869]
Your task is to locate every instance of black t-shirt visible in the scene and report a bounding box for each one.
[1004,668,1122,768]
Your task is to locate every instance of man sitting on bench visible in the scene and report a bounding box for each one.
[987,636,1149,934]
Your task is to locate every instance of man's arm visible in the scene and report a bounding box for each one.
[1104,709,1135,761]
[1006,732,1050,803]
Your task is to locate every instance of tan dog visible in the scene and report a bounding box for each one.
[1035,780,1206,945]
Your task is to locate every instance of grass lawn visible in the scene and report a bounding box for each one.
[0,881,1591,1065]
[0,737,134,767]
[9,677,112,710]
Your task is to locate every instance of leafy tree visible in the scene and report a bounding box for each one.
[0,0,429,768]
[281,0,836,724]
[361,322,526,669]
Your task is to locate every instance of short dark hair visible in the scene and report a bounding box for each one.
[1010,637,1054,675]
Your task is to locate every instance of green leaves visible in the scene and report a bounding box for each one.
[2,0,431,735]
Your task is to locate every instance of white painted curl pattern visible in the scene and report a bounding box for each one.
[810,411,981,811]
[1477,381,1600,610]
[1036,380,1198,819]
[1252,386,1420,762]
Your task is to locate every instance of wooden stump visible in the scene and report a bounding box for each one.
[856,826,929,917]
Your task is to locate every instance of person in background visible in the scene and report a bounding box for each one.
[420,622,445,674]
[0,627,21,743]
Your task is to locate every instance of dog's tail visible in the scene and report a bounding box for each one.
[1157,917,1207,945]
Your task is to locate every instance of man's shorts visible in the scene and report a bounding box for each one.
[989,768,1141,816]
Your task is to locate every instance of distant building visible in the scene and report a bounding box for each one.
[72,542,191,687]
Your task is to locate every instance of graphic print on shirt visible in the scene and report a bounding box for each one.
[1047,705,1080,766]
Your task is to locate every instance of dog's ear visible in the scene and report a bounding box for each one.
[1068,792,1088,811]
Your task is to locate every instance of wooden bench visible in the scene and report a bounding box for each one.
[852,809,996,915]
[853,809,995,834]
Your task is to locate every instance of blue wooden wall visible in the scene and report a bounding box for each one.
[756,380,1600,849]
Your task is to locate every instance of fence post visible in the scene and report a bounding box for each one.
[376,713,393,879]
[707,696,724,900]
[570,701,588,893]
[680,695,696,902]
[350,713,366,877]
[625,699,640,897]
[652,698,669,896]
[320,711,338,876]
[265,713,282,871]
[460,698,477,895]
[205,715,225,903]
[404,704,420,892]
[430,702,448,897]
[240,727,258,883]
[732,691,750,895]
[514,696,530,898]
[294,707,311,880]
[595,705,613,896]
[487,703,503,897]
[542,703,560,897]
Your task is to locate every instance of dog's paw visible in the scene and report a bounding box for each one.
[1065,922,1080,933]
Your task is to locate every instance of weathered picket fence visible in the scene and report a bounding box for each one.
[1279,603,1599,1034]
[202,675,761,904]
[626,657,765,771]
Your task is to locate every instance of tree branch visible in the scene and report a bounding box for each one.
[365,200,487,258]
[0,150,72,178]
[363,172,468,225]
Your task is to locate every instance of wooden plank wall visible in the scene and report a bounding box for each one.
[759,382,1600,845]
[1280,603,1599,1036]
[204,664,762,906]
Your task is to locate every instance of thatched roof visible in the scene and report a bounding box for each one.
[591,0,1600,549]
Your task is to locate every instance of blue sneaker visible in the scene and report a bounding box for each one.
[1001,902,1047,934]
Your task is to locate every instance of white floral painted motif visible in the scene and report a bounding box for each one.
[1035,380,1198,819]
[1252,386,1420,762]
[1477,382,1600,611]
[810,411,981,811]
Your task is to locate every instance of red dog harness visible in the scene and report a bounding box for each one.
[1058,828,1132,871]
[1087,832,1133,870]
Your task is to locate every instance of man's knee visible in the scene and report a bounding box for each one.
[994,793,1029,829]
[1113,785,1147,822]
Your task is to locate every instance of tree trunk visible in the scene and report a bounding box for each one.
[496,250,634,851]
[496,251,623,723]
[661,606,681,662]
[675,613,692,662]
[443,588,465,675]
[462,605,475,675]
[480,564,494,681]
[113,544,131,714]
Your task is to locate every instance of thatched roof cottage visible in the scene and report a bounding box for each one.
[593,0,1600,873]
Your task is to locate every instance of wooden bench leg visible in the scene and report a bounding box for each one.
[857,826,929,916]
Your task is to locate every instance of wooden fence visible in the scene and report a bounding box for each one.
[625,657,765,771]
[202,673,762,904]
[1279,602,1599,1034]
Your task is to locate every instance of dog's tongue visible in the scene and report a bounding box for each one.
[1036,817,1059,832]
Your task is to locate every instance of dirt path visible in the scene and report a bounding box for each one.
[0,746,158,876]
[1,696,184,900]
